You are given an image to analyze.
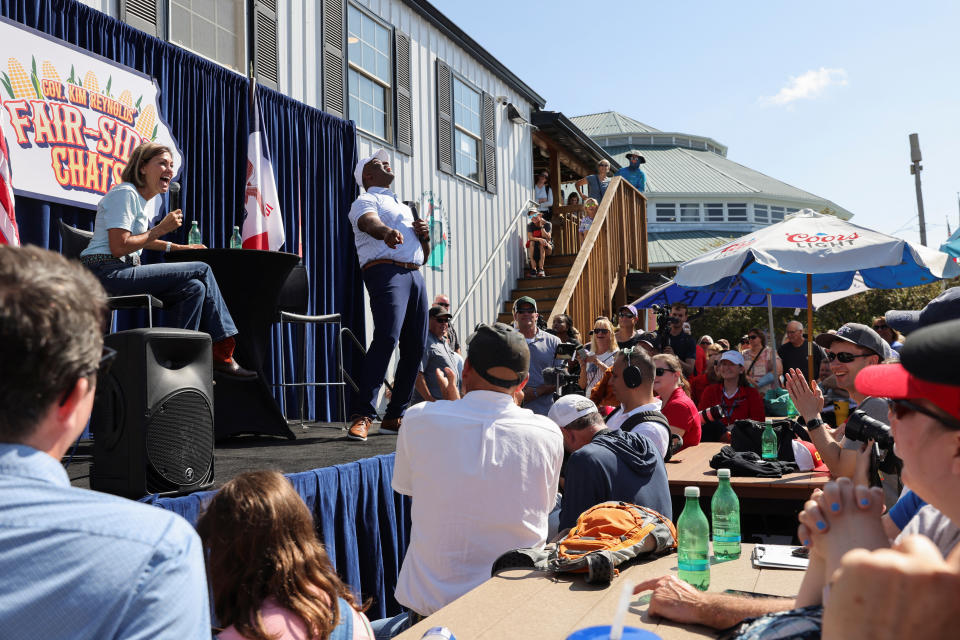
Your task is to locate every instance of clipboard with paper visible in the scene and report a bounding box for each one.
[751,544,810,570]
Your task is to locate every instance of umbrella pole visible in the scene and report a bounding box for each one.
[807,274,815,382]
[767,294,779,389]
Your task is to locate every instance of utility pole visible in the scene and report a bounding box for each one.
[909,133,927,246]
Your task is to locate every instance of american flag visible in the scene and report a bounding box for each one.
[0,119,18,246]
[240,78,284,251]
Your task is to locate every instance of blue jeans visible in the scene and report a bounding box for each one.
[89,260,237,342]
[368,612,412,639]
[351,263,428,420]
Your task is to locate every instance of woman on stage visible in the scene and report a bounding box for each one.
[80,141,254,378]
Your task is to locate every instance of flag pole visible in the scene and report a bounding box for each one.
[807,273,814,382]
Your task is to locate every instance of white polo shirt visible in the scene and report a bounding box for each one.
[347,186,424,267]
[606,399,669,458]
[392,390,564,615]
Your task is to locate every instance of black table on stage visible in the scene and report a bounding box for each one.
[166,248,300,440]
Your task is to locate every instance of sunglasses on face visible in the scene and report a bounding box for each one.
[655,367,674,377]
[700,340,711,345]
[618,311,634,318]
[889,399,960,430]
[873,324,888,330]
[749,334,760,340]
[593,328,610,335]
[827,351,872,363]
[436,302,450,308]
[434,317,450,324]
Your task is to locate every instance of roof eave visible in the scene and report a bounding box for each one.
[401,0,546,108]
[532,110,621,171]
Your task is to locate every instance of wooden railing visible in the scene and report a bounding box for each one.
[547,177,647,333]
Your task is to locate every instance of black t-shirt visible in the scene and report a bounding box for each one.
[667,331,696,363]
[527,220,552,236]
[618,332,641,351]
[778,340,826,381]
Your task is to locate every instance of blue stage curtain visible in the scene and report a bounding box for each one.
[144,454,410,618]
[0,0,363,421]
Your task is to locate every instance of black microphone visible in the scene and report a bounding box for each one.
[403,200,420,220]
[168,182,181,212]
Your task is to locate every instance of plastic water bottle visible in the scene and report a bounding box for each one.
[187,220,201,245]
[761,419,778,461]
[711,468,741,561]
[420,627,455,640]
[677,486,710,591]
[230,225,242,249]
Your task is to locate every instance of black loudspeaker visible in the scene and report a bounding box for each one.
[91,328,215,498]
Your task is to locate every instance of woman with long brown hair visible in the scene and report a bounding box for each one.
[652,353,702,450]
[197,471,374,640]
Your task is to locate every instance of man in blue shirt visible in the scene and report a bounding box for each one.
[0,245,210,640]
[514,296,561,415]
[617,150,647,193]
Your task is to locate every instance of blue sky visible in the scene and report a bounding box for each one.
[431,0,960,249]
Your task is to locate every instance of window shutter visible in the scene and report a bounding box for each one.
[435,60,454,176]
[394,31,413,156]
[121,0,161,37]
[252,0,279,90]
[321,0,346,119]
[482,92,497,194]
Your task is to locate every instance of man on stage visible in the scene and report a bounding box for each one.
[347,149,430,441]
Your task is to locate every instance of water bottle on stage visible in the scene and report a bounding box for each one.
[711,468,741,561]
[188,220,202,245]
[230,225,242,249]
[677,486,710,590]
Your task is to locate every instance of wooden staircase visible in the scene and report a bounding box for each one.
[497,253,578,324]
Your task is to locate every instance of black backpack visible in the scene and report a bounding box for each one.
[730,418,810,462]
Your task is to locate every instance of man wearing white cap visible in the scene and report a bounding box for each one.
[346,149,431,441]
[548,394,671,534]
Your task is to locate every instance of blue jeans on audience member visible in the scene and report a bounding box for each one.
[369,611,412,640]
[89,260,237,342]
[351,263,428,420]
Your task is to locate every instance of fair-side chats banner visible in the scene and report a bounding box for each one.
[0,17,182,209]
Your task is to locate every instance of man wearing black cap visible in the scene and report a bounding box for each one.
[785,322,899,507]
[514,296,561,415]
[617,150,646,193]
[384,323,563,631]
[412,305,458,403]
[616,304,642,350]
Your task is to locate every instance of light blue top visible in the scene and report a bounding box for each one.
[0,443,211,639]
[525,329,562,415]
[81,182,149,258]
[348,186,424,267]
[618,166,646,192]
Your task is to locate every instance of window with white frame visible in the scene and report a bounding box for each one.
[754,204,769,224]
[453,78,482,182]
[347,5,392,141]
[771,206,785,222]
[679,203,700,222]
[706,203,724,222]
[787,207,799,217]
[656,203,677,222]
[169,0,245,72]
[728,203,747,222]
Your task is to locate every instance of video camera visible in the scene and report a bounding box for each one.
[542,342,584,400]
[648,304,679,352]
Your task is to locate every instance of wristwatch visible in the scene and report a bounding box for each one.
[806,418,824,432]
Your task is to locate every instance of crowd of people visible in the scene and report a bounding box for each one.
[4,142,959,639]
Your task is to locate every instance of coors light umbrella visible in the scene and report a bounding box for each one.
[674,209,960,379]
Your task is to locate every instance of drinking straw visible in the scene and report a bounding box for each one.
[609,580,634,640]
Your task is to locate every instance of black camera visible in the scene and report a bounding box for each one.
[844,410,894,450]
[700,404,724,424]
[543,343,584,399]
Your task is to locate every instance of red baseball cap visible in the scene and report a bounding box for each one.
[856,363,960,419]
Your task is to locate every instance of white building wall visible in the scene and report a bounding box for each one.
[280,0,536,344]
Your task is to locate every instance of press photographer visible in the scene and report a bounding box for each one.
[655,302,697,377]
[785,322,901,507]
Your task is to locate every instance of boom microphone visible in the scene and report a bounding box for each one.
[168,182,181,212]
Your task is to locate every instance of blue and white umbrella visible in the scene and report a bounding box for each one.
[673,209,959,377]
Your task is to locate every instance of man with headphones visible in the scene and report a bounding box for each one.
[605,347,671,458]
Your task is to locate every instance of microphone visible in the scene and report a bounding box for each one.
[403,200,420,220]
[168,182,181,212]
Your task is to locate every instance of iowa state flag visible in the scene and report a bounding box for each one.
[241,80,284,251]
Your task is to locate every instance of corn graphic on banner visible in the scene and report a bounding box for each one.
[0,17,181,209]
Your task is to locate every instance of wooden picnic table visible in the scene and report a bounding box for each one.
[667,442,829,500]
[395,543,803,639]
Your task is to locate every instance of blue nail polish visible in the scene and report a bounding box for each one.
[816,520,826,530]
[831,502,840,512]
[803,539,810,547]
[860,498,870,506]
